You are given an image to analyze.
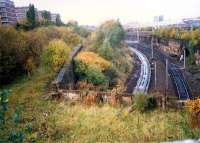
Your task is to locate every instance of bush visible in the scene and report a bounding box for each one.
[133,93,157,112]
[186,99,200,128]
[35,27,81,48]
[103,67,118,87]
[74,61,108,87]
[42,39,70,71]
[0,26,27,85]
[75,52,111,71]
[97,39,114,60]
[74,52,113,88]
[0,26,49,85]
[133,93,149,112]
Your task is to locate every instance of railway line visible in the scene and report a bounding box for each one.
[128,46,151,94]
[129,42,191,100]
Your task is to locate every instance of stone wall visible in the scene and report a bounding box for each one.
[158,39,182,56]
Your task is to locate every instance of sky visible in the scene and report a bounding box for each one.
[14,0,200,26]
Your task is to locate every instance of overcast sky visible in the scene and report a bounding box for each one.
[14,0,200,26]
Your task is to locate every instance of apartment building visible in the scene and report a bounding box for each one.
[0,0,61,25]
[37,10,51,21]
[0,0,16,25]
[15,6,29,22]
[15,6,38,22]
[51,13,59,23]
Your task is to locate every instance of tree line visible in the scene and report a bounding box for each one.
[16,4,63,30]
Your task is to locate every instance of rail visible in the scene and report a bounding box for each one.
[129,47,151,94]
[169,64,191,100]
[134,42,192,100]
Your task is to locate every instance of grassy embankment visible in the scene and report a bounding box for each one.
[1,22,200,143]
[2,67,199,142]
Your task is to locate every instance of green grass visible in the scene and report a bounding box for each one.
[1,66,200,143]
[50,104,179,142]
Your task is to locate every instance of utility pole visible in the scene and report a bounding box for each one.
[165,59,169,90]
[184,48,186,69]
[163,59,169,110]
[151,36,154,59]
[154,61,157,89]
[137,27,140,43]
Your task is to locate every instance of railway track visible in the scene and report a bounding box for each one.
[128,46,151,94]
[169,64,191,100]
[129,42,191,100]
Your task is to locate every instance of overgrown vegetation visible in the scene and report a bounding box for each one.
[75,20,133,91]
[16,4,64,30]
[186,99,200,128]
[74,52,112,89]
[154,28,200,65]
[0,26,81,86]
[1,19,199,142]
[133,93,157,112]
[42,39,71,71]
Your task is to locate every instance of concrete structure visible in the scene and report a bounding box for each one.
[183,17,200,27]
[15,6,29,22]
[0,0,16,25]
[37,10,44,21]
[0,0,61,25]
[37,10,52,21]
[15,6,38,22]
[51,13,59,23]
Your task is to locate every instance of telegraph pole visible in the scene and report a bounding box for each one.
[165,59,169,90]
[151,36,154,59]
[184,48,186,69]
[154,61,157,89]
[163,59,169,110]
[137,27,140,43]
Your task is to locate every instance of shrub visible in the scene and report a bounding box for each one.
[0,26,49,85]
[75,52,112,88]
[133,93,149,112]
[133,93,157,112]
[97,39,114,61]
[75,52,111,71]
[186,99,200,128]
[57,27,81,48]
[0,26,27,84]
[74,61,108,87]
[42,39,70,71]
[103,67,118,87]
